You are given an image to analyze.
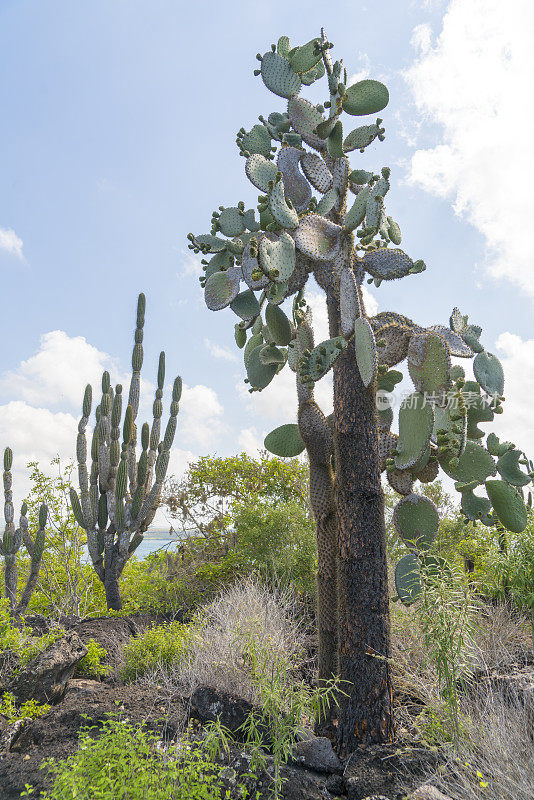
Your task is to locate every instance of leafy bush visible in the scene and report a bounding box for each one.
[0,599,64,680]
[121,621,199,682]
[0,691,50,722]
[74,638,111,679]
[21,716,241,800]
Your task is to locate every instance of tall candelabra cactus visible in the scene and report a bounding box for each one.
[1,447,47,616]
[188,30,532,752]
[70,294,181,610]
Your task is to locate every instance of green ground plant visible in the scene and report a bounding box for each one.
[0,691,50,722]
[0,598,65,680]
[74,638,111,680]
[121,621,200,682]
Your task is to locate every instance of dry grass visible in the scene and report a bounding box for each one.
[142,579,307,704]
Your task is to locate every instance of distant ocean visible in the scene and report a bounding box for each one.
[81,529,185,562]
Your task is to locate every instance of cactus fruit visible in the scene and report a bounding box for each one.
[71,294,180,611]
[342,79,389,116]
[393,493,439,552]
[354,318,377,388]
[1,447,47,616]
[264,423,306,457]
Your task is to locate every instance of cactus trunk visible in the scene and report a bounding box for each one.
[332,316,394,753]
[104,566,122,611]
[4,554,17,613]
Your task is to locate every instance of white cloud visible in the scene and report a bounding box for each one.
[180,249,203,277]
[0,330,122,409]
[410,23,433,54]
[0,227,23,259]
[238,427,264,456]
[349,54,371,85]
[204,339,238,363]
[405,0,534,293]
[179,384,225,449]
[491,333,534,456]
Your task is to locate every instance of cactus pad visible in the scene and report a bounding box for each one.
[259,343,286,364]
[294,214,343,261]
[460,487,493,523]
[204,267,241,311]
[473,351,504,397]
[246,345,278,390]
[277,147,312,213]
[340,267,361,336]
[387,468,415,496]
[245,154,279,192]
[343,79,389,116]
[287,97,326,150]
[373,322,411,368]
[465,393,494,439]
[408,332,451,396]
[299,336,347,384]
[377,368,403,393]
[354,318,377,388]
[268,175,299,229]
[496,449,530,486]
[260,51,301,98]
[485,479,527,533]
[238,124,272,159]
[362,248,420,281]
[241,237,270,290]
[266,302,292,345]
[379,431,398,471]
[259,230,296,282]
[440,439,497,483]
[264,423,305,457]
[415,456,440,484]
[343,121,384,153]
[345,186,370,232]
[395,393,434,470]
[301,152,333,193]
[230,289,261,320]
[428,325,474,358]
[393,493,439,552]
[289,38,322,74]
[216,207,246,238]
[395,553,422,605]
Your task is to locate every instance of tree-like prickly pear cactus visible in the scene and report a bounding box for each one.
[70,294,181,611]
[0,447,47,617]
[188,28,531,754]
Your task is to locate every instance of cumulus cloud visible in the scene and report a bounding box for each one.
[204,339,238,363]
[405,0,534,293]
[0,227,23,259]
[179,384,225,449]
[238,427,264,456]
[491,332,534,456]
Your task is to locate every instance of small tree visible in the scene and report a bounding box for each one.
[0,447,47,617]
[189,30,531,751]
[70,294,181,610]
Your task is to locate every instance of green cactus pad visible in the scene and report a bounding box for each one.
[260,51,301,98]
[378,430,397,470]
[460,487,493,523]
[204,267,241,311]
[268,175,299,229]
[393,493,439,552]
[440,439,497,483]
[496,449,530,486]
[245,154,279,192]
[267,280,289,305]
[395,553,422,605]
[343,122,383,153]
[264,423,305,457]
[462,324,484,353]
[377,368,403,393]
[373,323,412,368]
[277,147,312,213]
[294,214,343,261]
[241,237,270,290]
[246,346,278,390]
[244,332,263,366]
[487,433,514,457]
[259,231,296,283]
[205,250,234,277]
[433,402,467,457]
[465,393,494,439]
[365,193,384,232]
[428,325,474,358]
[266,302,292,345]
[315,187,338,216]
[301,60,325,85]
[354,318,377,388]
[387,468,415,496]
[343,79,389,116]
[415,456,440,484]
[217,207,246,238]
[395,393,434,470]
[299,336,347,383]
[340,267,361,336]
[261,343,287,365]
[387,217,402,245]
[485,479,527,533]
[230,289,261,320]
[326,120,344,159]
[189,233,228,253]
[287,97,326,150]
[362,248,418,281]
[450,307,468,334]
[408,333,451,396]
[289,38,322,74]
[239,124,272,159]
[344,186,370,232]
[300,152,332,193]
[473,351,504,397]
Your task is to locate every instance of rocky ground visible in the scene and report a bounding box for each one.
[0,615,531,800]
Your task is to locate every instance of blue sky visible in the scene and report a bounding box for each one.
[1,0,533,521]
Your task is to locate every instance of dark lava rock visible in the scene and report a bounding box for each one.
[189,685,270,743]
[7,630,87,704]
[291,735,343,774]
[343,743,443,800]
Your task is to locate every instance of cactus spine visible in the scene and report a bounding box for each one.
[0,448,47,616]
[71,294,181,610]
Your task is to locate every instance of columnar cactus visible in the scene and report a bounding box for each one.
[188,30,530,753]
[70,294,181,610]
[0,447,47,616]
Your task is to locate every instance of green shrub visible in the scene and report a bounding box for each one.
[0,691,50,722]
[0,599,65,678]
[21,715,242,799]
[74,638,111,679]
[121,621,199,682]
